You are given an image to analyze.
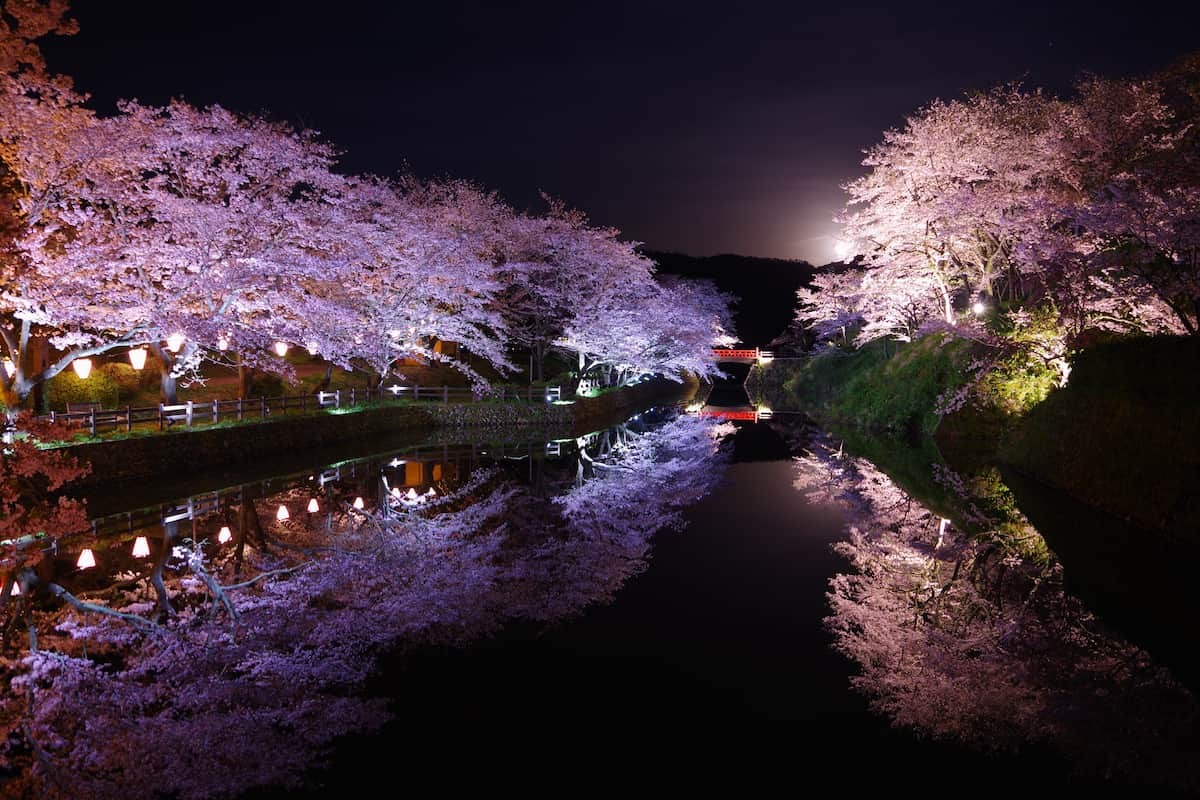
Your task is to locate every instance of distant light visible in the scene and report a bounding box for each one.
[307,498,319,513]
[217,525,233,543]
[972,301,987,315]
[217,335,230,352]
[128,347,148,370]
[132,536,151,558]
[353,496,365,510]
[9,580,19,597]
[166,333,185,353]
[834,240,852,261]
[71,358,93,380]
[2,358,14,377]
[273,341,290,357]
[77,548,96,570]
[306,341,319,356]
[388,458,406,467]
[276,504,290,521]
[426,488,436,497]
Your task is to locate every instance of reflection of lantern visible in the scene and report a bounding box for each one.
[217,335,230,352]
[72,358,93,380]
[167,333,185,353]
[391,487,402,499]
[273,341,289,357]
[2,358,14,377]
[128,347,148,370]
[217,525,232,544]
[406,488,419,501]
[353,497,365,510]
[307,498,319,513]
[132,536,151,558]
[77,548,96,570]
[276,505,290,521]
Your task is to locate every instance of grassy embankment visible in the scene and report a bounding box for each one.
[754,331,1199,542]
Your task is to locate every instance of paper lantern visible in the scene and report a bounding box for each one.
[72,358,93,380]
[128,347,148,370]
[276,504,290,521]
[166,333,185,353]
[132,536,151,558]
[217,525,233,544]
[307,498,319,513]
[353,497,365,510]
[77,548,96,570]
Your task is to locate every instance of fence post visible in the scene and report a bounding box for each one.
[415,386,421,401]
[212,399,219,424]
[350,388,356,406]
[186,400,194,427]
[281,394,287,414]
[126,405,133,433]
[301,394,307,413]
[261,396,267,418]
[237,398,244,422]
[335,389,340,409]
[89,407,96,437]
[443,385,449,403]
[158,403,165,431]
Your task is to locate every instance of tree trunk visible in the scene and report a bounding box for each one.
[313,365,333,393]
[149,343,179,404]
[237,354,255,400]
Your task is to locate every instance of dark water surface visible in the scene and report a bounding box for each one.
[18,397,1197,798]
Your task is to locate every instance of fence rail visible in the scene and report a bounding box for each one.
[41,383,568,438]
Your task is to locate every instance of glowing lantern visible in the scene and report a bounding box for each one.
[10,580,20,597]
[307,498,319,513]
[972,301,987,315]
[391,487,403,499]
[128,347,148,370]
[217,335,230,352]
[353,497,365,510]
[72,358,93,380]
[77,548,96,570]
[217,525,233,544]
[426,488,437,497]
[306,341,319,356]
[2,358,13,377]
[166,333,186,353]
[273,341,290,357]
[406,488,419,501]
[276,504,290,521]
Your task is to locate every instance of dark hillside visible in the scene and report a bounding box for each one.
[646,250,815,348]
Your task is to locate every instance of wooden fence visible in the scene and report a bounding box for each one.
[41,383,567,437]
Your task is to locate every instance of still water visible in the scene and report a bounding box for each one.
[3,400,1197,798]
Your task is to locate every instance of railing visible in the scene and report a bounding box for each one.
[712,348,774,362]
[41,383,567,438]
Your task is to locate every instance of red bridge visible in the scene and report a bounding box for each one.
[712,348,773,363]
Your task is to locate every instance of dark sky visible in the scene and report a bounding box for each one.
[38,1,1200,263]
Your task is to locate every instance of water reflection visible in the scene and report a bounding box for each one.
[793,428,1199,791]
[0,410,734,799]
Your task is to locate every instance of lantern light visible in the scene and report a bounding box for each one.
[353,496,365,510]
[306,341,319,356]
[72,358,93,380]
[166,333,185,353]
[217,335,230,352]
[406,488,419,501]
[77,548,96,570]
[2,358,14,377]
[9,580,19,597]
[307,498,319,513]
[217,525,233,544]
[276,504,290,521]
[391,487,403,499]
[132,536,151,558]
[972,301,987,316]
[426,488,436,497]
[273,341,290,357]
[128,347,148,371]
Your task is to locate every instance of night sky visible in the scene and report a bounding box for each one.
[39,1,1200,263]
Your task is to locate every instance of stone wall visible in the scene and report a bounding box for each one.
[64,377,699,488]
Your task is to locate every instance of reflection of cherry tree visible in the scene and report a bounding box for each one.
[0,413,732,798]
[802,438,1198,789]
